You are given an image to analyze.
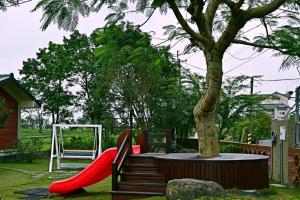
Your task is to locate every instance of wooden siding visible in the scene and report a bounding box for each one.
[0,87,18,150]
[157,157,269,190]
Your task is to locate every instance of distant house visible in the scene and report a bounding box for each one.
[0,73,39,150]
[260,92,291,120]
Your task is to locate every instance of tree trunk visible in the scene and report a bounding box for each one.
[194,51,223,157]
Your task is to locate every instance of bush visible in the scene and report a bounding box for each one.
[1,138,44,162]
[102,134,117,151]
[63,135,94,150]
[220,145,240,153]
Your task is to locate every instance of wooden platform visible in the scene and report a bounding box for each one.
[112,131,269,200]
[153,153,269,190]
[112,153,269,200]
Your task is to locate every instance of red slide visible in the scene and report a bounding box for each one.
[49,145,140,195]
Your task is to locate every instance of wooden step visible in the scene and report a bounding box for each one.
[111,190,165,200]
[120,172,165,183]
[127,156,156,165]
[118,181,166,193]
[123,163,158,173]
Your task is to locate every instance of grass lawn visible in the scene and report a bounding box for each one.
[1,159,300,200]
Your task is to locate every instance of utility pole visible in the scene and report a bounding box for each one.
[250,76,254,95]
[248,76,254,144]
[248,75,262,144]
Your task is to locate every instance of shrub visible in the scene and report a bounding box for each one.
[1,138,44,162]
[220,145,240,153]
[63,135,94,150]
[102,134,117,151]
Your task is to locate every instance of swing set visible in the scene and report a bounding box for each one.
[49,124,102,172]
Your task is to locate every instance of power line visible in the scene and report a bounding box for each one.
[224,46,250,63]
[224,49,269,74]
[225,49,256,61]
[258,78,300,82]
[182,61,206,71]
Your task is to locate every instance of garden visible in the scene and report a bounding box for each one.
[0,129,299,199]
[1,0,300,199]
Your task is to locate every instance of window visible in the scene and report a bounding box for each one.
[279,111,286,116]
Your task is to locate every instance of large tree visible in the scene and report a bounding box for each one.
[91,23,199,133]
[33,0,299,157]
[20,42,75,124]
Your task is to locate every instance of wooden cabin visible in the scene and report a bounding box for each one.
[0,73,39,150]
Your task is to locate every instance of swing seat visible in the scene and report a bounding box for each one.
[61,149,97,159]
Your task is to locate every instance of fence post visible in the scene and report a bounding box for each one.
[112,162,118,190]
[166,129,171,153]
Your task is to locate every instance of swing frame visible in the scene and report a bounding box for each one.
[49,124,102,172]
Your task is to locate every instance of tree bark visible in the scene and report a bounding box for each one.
[194,50,223,157]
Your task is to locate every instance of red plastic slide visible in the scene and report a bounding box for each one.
[48,145,140,195]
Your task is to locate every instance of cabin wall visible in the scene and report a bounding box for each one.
[0,87,18,150]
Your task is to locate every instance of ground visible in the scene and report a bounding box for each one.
[0,159,300,200]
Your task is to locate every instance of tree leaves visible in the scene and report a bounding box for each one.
[32,0,91,31]
[216,75,267,141]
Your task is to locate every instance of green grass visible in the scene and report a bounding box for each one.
[1,159,300,200]
[0,159,112,200]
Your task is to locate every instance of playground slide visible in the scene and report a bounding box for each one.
[48,145,140,195]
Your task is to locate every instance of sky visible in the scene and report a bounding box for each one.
[1,1,299,96]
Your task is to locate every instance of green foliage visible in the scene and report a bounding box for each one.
[20,31,96,124]
[91,23,201,134]
[32,0,91,31]
[255,26,300,70]
[5,139,44,163]
[216,75,267,142]
[227,111,271,143]
[63,135,94,150]
[102,134,117,151]
[220,144,241,153]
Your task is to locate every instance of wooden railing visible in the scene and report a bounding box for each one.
[112,130,132,190]
[136,130,171,153]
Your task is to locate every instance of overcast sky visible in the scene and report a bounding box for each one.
[1,1,299,96]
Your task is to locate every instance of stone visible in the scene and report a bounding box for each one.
[166,178,226,200]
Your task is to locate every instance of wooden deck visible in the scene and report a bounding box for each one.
[147,153,269,190]
[112,130,269,200]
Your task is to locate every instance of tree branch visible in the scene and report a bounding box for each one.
[167,0,210,47]
[244,0,286,20]
[187,0,214,42]
[236,0,246,8]
[217,14,246,53]
[220,0,236,10]
[137,8,156,28]
[262,17,270,43]
[205,0,220,33]
[233,39,283,51]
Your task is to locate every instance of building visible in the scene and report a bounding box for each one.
[261,92,291,120]
[0,73,39,150]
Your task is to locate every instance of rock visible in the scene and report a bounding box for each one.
[166,178,226,200]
